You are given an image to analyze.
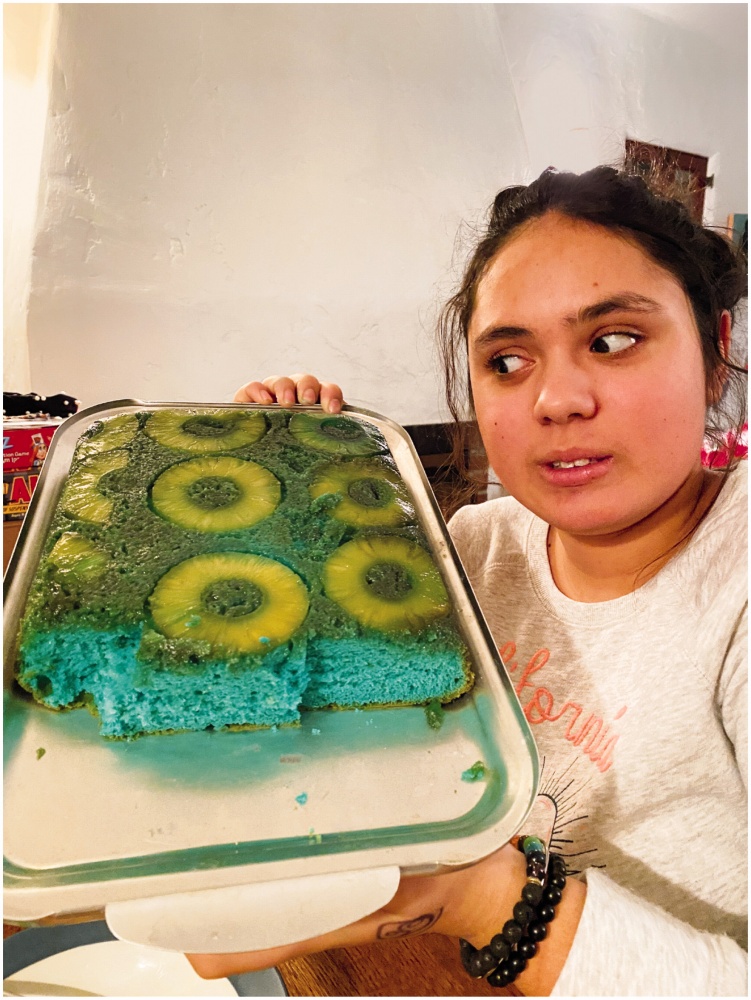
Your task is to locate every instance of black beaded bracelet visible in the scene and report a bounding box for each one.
[459,835,567,989]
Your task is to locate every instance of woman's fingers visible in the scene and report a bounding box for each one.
[233,380,275,404]
[319,382,344,414]
[288,373,323,406]
[233,375,345,413]
[262,376,301,407]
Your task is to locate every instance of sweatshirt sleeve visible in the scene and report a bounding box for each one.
[552,869,747,997]
[716,605,747,791]
[553,607,748,998]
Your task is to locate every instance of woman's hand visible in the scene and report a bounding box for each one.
[186,843,584,994]
[234,374,345,414]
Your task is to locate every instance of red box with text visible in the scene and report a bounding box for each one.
[3,470,41,521]
[3,420,61,475]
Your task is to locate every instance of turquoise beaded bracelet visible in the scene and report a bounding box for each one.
[459,835,567,989]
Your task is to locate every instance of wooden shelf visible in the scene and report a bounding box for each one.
[3,520,22,573]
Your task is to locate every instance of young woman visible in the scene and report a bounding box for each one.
[190,167,747,995]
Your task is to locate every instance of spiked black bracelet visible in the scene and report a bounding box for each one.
[459,836,567,989]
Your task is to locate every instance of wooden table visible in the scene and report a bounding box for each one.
[278,934,513,996]
[5,922,514,996]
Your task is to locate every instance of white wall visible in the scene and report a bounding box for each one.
[26,4,527,420]
[20,3,749,423]
[3,3,57,393]
[496,3,747,225]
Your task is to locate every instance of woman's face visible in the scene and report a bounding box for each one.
[467,212,709,537]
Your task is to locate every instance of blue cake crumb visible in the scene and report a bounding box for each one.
[461,760,487,782]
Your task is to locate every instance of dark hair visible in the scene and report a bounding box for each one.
[438,165,748,508]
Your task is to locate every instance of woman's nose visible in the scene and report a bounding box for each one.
[532,362,598,424]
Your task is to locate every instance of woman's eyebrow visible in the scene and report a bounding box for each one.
[471,325,530,349]
[573,293,662,324]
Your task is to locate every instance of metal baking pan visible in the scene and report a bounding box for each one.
[4,400,538,946]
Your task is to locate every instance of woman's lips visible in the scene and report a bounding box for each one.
[538,455,613,487]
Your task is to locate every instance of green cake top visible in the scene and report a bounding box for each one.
[19,408,468,676]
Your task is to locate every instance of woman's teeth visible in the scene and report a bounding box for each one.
[551,458,597,469]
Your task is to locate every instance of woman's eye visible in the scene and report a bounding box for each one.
[489,353,526,374]
[591,332,638,355]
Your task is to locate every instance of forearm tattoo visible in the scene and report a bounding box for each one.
[376,908,443,939]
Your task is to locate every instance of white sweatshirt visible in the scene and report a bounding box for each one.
[448,465,747,997]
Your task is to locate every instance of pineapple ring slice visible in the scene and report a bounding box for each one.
[323,535,450,632]
[60,450,130,523]
[309,460,415,528]
[48,532,109,580]
[145,409,267,453]
[149,552,309,655]
[289,412,384,456]
[77,413,139,457]
[151,456,281,532]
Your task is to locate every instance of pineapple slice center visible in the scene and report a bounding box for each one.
[320,417,365,441]
[347,477,393,508]
[182,414,241,438]
[364,561,414,601]
[201,578,264,617]
[186,475,242,510]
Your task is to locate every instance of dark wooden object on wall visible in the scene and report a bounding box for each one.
[403,421,489,520]
[624,139,710,223]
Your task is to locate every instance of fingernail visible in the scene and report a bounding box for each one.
[261,390,273,403]
[328,398,341,414]
[302,389,316,404]
[283,389,296,406]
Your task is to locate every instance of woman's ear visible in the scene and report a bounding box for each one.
[718,309,733,362]
[707,310,733,406]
